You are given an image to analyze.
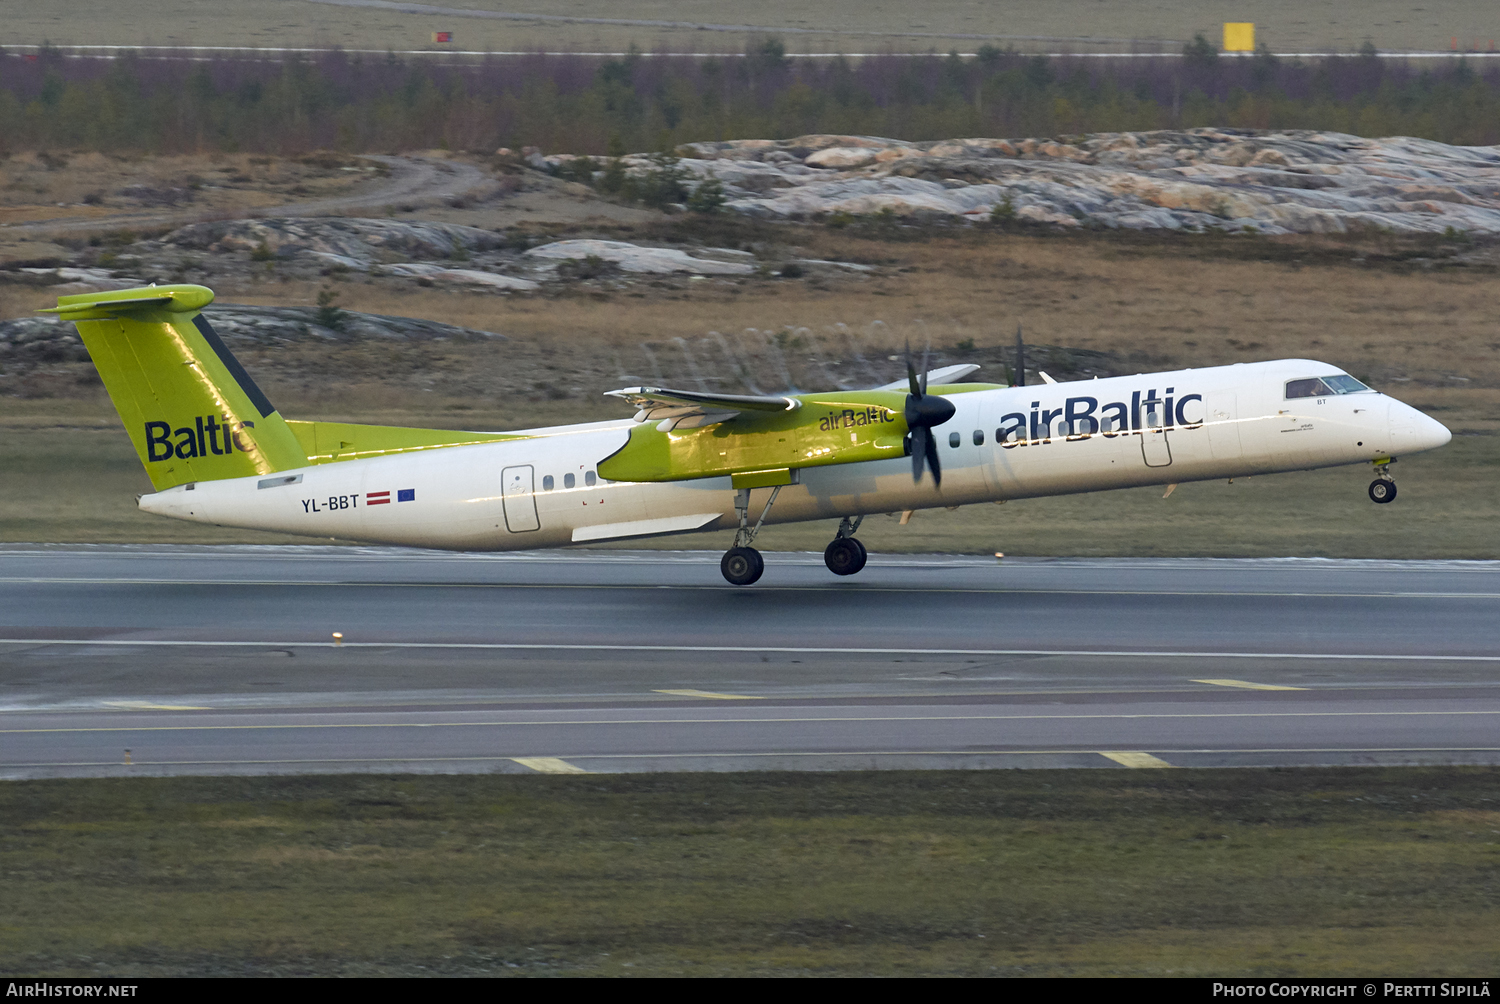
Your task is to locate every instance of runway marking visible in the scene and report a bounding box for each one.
[102,701,213,711]
[6,709,1499,735]
[1193,679,1306,691]
[512,757,589,774]
[2,639,1496,662]
[8,747,1500,772]
[654,689,763,700]
[3,577,1499,600]
[1100,751,1176,768]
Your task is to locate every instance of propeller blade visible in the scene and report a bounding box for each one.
[919,341,931,395]
[924,425,943,487]
[905,340,920,397]
[910,426,928,482]
[1014,323,1026,388]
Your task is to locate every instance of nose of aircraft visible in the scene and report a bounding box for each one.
[1388,399,1452,455]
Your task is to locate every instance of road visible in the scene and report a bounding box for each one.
[1,546,1496,778]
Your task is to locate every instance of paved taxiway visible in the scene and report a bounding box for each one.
[1,546,1497,778]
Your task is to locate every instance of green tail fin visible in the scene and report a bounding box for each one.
[44,284,307,490]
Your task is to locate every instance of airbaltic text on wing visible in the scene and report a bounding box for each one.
[145,416,256,461]
[818,407,896,431]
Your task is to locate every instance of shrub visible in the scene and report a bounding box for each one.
[686,171,726,214]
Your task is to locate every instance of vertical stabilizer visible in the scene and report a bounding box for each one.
[43,284,307,490]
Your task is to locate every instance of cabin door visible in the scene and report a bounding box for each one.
[501,465,541,532]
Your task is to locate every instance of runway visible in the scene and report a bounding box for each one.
[2,545,1497,778]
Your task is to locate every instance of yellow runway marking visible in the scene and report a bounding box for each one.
[654,689,763,700]
[103,701,213,711]
[1194,679,1306,691]
[512,757,589,774]
[1100,751,1175,768]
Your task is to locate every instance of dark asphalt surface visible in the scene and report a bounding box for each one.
[2,545,1497,778]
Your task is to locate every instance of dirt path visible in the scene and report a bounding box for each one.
[0,155,491,237]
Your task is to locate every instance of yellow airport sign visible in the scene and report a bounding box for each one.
[1224,23,1255,52]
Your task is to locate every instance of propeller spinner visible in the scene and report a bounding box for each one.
[904,342,957,487]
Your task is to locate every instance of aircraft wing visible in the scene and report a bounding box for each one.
[606,386,801,430]
[871,364,981,392]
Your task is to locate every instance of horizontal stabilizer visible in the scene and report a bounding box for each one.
[872,364,981,391]
[40,284,216,320]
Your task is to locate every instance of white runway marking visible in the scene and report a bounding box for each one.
[7,709,1499,736]
[1,639,1495,661]
[1194,679,1307,691]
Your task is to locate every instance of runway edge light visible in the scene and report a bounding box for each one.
[1224,23,1255,52]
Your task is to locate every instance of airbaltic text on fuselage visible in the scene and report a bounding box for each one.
[999,387,1204,445]
[818,407,897,431]
[144,416,256,461]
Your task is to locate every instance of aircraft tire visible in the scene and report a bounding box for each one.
[1368,478,1397,504]
[721,546,764,585]
[824,536,868,576]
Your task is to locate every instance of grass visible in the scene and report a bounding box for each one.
[2,768,1498,976]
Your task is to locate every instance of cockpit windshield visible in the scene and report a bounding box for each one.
[1285,375,1372,399]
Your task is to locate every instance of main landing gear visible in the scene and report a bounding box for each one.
[1368,458,1397,504]
[720,486,781,585]
[718,496,871,585]
[823,516,867,576]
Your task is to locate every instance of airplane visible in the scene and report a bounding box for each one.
[44,283,1452,585]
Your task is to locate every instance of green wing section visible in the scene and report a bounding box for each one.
[287,421,528,464]
[48,284,307,491]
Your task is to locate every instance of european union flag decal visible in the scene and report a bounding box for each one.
[397,489,416,502]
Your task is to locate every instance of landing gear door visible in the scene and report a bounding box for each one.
[501,465,540,532]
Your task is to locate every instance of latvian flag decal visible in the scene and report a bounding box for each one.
[366,489,416,505]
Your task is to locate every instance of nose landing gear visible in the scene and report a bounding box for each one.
[1368,458,1397,504]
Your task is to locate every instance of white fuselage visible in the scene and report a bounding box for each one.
[139,359,1452,549]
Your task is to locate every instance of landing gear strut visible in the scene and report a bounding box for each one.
[720,486,781,585]
[823,516,867,576]
[1368,458,1397,504]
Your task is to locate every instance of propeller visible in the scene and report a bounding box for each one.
[904,341,956,487]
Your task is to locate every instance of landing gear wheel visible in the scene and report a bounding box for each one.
[1368,478,1397,504]
[721,546,765,585]
[824,536,868,576]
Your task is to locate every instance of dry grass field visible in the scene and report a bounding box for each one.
[3,216,1497,556]
[4,0,1497,54]
[4,768,1499,977]
[0,151,379,230]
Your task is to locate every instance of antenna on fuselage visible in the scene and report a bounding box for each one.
[1014,323,1026,388]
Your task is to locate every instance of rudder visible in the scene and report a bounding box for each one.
[45,284,307,490]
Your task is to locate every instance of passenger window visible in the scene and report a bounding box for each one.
[949,432,961,448]
[564,473,576,489]
[542,475,554,491]
[972,429,984,446]
[585,471,597,487]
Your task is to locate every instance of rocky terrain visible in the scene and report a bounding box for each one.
[1,216,864,298]
[553,129,1500,235]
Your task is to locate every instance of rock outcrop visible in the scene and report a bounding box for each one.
[549,129,1500,235]
[524,239,755,275]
